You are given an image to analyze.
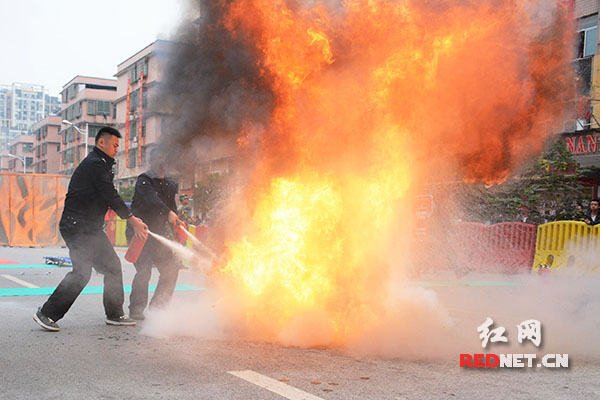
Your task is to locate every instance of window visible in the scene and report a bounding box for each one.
[96,101,111,116]
[128,58,148,82]
[22,143,34,153]
[130,91,139,112]
[128,149,136,168]
[130,120,138,140]
[65,148,74,163]
[67,127,77,143]
[87,100,96,115]
[57,145,60,152]
[42,160,47,174]
[43,143,47,155]
[88,125,101,139]
[577,15,598,59]
[25,157,33,166]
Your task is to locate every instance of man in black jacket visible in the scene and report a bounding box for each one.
[33,127,147,332]
[585,199,600,226]
[127,147,181,320]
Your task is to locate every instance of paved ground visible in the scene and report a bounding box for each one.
[1,246,599,399]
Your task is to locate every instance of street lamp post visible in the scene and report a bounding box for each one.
[62,120,89,161]
[5,153,27,174]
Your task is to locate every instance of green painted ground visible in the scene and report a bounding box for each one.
[0,284,204,297]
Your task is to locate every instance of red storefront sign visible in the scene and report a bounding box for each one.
[565,135,599,155]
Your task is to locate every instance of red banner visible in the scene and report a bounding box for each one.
[138,70,144,167]
[125,79,131,167]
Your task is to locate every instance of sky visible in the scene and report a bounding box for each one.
[0,0,188,95]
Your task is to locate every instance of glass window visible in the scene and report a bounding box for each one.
[585,27,598,57]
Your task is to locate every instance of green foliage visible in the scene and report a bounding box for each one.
[192,173,225,221]
[464,139,591,224]
[119,186,136,202]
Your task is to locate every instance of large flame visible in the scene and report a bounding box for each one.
[210,0,574,346]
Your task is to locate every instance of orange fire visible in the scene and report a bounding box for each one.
[213,0,574,346]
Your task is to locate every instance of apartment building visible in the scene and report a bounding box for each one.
[0,83,61,152]
[59,76,117,175]
[6,134,35,173]
[113,40,234,193]
[113,40,174,189]
[33,115,62,174]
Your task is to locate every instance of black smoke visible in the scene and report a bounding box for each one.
[158,0,275,176]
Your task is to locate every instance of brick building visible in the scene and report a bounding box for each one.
[33,115,62,174]
[59,76,118,175]
[5,134,35,173]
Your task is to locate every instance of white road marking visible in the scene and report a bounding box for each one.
[1,274,39,288]
[228,370,324,400]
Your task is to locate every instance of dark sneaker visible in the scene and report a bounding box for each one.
[105,315,136,326]
[33,307,60,332]
[129,312,145,321]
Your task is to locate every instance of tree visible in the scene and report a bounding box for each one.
[463,139,591,225]
[119,186,136,203]
[193,173,225,222]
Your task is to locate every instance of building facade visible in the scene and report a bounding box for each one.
[113,40,234,195]
[559,1,600,198]
[0,85,11,150]
[33,115,62,174]
[59,76,118,175]
[113,40,173,189]
[0,83,61,152]
[6,134,35,173]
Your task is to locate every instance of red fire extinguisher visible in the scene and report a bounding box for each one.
[174,221,188,244]
[125,234,147,264]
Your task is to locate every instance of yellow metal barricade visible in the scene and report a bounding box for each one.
[187,224,196,247]
[115,217,128,247]
[532,221,599,273]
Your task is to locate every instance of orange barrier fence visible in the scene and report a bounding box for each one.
[0,173,69,247]
[450,222,537,273]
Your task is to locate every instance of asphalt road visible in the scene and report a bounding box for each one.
[1,246,599,399]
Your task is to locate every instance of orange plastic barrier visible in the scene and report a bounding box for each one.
[0,173,69,247]
[450,222,536,273]
[488,222,537,272]
[450,222,489,272]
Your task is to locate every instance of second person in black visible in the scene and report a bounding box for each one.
[127,147,181,320]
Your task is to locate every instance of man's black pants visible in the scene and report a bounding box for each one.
[129,236,179,315]
[41,230,125,321]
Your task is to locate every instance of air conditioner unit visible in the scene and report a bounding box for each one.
[563,119,578,133]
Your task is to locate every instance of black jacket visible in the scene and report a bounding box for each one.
[587,213,600,226]
[60,147,131,235]
[129,171,178,235]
